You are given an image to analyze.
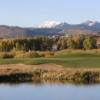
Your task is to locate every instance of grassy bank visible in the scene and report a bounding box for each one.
[0,63,100,83]
[0,53,100,68]
[0,53,100,82]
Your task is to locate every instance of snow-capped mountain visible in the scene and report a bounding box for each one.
[74,21,100,30]
[37,21,70,29]
[81,21,100,26]
[36,21,100,30]
[37,21,61,28]
[81,21,95,26]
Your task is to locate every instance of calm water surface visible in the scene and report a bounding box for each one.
[0,82,100,100]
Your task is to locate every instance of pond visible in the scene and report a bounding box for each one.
[0,81,100,100]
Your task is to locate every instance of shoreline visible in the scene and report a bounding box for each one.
[0,63,100,82]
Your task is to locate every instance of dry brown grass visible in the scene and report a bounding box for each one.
[1,64,100,81]
[14,51,41,58]
[0,51,55,59]
[0,52,15,59]
[39,51,54,57]
[1,49,100,59]
[55,49,100,55]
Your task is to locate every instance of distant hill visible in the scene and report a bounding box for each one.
[0,26,62,39]
[0,21,100,39]
[59,28,100,36]
[72,21,100,30]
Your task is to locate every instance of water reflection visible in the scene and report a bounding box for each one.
[0,79,100,86]
[0,80,100,100]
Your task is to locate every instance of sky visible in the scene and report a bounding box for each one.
[0,0,100,27]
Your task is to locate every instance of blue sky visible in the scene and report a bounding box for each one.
[0,0,100,27]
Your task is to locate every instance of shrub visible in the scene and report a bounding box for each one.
[71,50,85,53]
[0,52,14,59]
[14,51,26,58]
[14,51,40,58]
[42,51,54,57]
[55,49,74,55]
[25,51,40,58]
[37,51,45,57]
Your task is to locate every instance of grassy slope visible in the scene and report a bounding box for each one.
[0,53,100,68]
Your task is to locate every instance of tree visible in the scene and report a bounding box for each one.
[67,38,75,49]
[73,35,84,49]
[40,38,53,51]
[16,43,20,49]
[83,36,97,50]
[57,39,67,50]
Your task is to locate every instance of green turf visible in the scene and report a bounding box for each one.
[0,53,100,68]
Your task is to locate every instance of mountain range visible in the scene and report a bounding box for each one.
[36,21,100,30]
[0,21,100,39]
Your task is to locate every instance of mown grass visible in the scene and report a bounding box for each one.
[0,53,100,68]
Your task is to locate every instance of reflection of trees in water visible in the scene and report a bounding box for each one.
[1,71,100,86]
[0,79,100,86]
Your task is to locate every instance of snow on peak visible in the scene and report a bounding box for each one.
[37,21,62,28]
[82,21,97,26]
[88,22,95,26]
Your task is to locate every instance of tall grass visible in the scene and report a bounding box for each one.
[0,51,54,59]
[0,52,15,59]
[55,49,100,55]
[1,49,100,59]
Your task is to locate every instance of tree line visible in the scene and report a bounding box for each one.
[57,35,97,50]
[0,37,53,52]
[0,36,97,52]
